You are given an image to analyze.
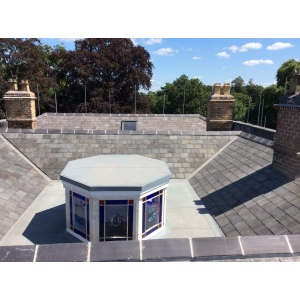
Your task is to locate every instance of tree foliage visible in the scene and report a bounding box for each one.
[0,38,58,118]
[0,38,154,116]
[149,74,210,116]
[276,59,300,90]
[231,76,246,93]
[52,38,153,113]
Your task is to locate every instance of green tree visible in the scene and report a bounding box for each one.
[231,76,246,93]
[0,38,57,118]
[53,38,154,113]
[246,79,264,101]
[232,92,251,122]
[150,74,210,116]
[261,85,284,129]
[276,59,300,90]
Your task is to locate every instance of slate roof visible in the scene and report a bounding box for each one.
[0,135,50,240]
[3,132,236,180]
[189,134,300,236]
[0,113,300,261]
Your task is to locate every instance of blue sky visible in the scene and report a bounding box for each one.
[4,1,300,92]
[39,38,300,92]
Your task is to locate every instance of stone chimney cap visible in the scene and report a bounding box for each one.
[20,80,30,92]
[7,78,18,91]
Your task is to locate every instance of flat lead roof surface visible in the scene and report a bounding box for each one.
[60,155,171,188]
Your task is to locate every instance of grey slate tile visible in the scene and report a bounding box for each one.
[286,222,300,234]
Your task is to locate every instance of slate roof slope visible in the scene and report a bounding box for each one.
[3,133,235,180]
[0,136,50,241]
[189,136,300,236]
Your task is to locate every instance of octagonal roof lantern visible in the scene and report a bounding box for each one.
[60,154,172,194]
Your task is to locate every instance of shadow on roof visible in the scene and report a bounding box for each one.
[198,165,291,216]
[22,204,81,245]
[192,165,300,236]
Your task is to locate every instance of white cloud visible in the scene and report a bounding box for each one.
[192,56,202,60]
[241,42,262,50]
[217,51,230,58]
[228,43,262,53]
[267,42,293,50]
[239,47,248,52]
[144,38,162,45]
[153,47,177,56]
[243,59,274,66]
[194,76,203,79]
[228,45,239,53]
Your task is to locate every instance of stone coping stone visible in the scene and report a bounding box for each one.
[105,129,119,134]
[142,238,191,261]
[35,243,88,262]
[119,130,133,135]
[21,129,35,133]
[61,129,75,134]
[193,131,209,136]
[90,240,140,262]
[0,236,299,261]
[73,129,89,134]
[130,130,145,135]
[92,130,106,135]
[0,128,241,136]
[5,128,21,133]
[287,235,300,253]
[192,237,242,257]
[156,130,170,135]
[240,235,290,255]
[48,129,61,134]
[0,245,35,262]
[143,130,157,135]
[31,129,48,134]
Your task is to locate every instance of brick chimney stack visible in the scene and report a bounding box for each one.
[272,69,300,179]
[3,79,37,129]
[206,83,235,131]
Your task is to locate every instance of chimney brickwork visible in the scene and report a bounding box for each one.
[273,70,300,179]
[3,79,37,129]
[206,83,235,131]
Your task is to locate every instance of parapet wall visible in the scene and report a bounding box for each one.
[232,121,276,141]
